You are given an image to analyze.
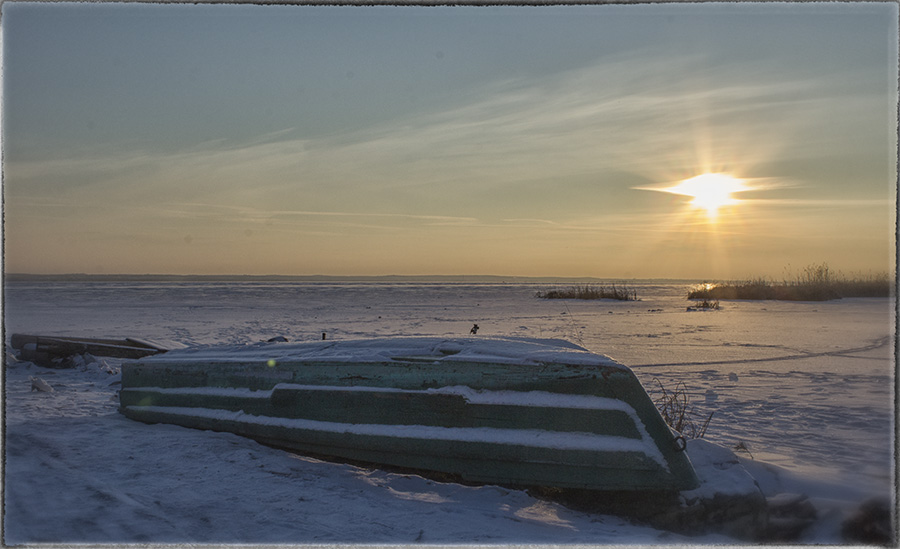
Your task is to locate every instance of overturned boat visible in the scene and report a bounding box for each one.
[119,336,698,492]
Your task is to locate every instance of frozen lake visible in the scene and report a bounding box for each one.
[3,279,895,543]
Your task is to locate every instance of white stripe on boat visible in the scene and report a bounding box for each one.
[122,384,637,411]
[124,404,668,469]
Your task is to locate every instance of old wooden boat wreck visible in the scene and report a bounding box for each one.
[10,333,182,367]
[119,336,699,492]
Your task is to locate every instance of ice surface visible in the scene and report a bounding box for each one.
[4,280,894,543]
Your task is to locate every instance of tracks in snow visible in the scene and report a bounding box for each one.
[630,335,892,369]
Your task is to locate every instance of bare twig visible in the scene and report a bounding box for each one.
[650,378,713,439]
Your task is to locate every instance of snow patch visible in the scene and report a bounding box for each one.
[681,438,761,500]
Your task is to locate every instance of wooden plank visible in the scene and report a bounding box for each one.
[125,337,188,351]
[36,338,160,359]
[11,333,170,365]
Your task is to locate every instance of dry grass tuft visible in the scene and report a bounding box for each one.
[536,283,638,301]
[688,263,894,302]
[650,379,714,439]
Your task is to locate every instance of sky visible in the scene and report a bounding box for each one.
[3,2,897,279]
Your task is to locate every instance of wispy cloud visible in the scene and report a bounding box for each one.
[741,198,895,207]
[5,43,891,276]
[8,47,857,220]
[164,202,478,224]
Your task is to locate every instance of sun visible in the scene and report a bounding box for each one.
[659,173,750,219]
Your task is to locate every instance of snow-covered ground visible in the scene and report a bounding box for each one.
[3,280,895,544]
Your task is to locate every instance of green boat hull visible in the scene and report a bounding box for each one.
[119,337,699,492]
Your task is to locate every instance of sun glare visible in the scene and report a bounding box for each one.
[661,173,750,219]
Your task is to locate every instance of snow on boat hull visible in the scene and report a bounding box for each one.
[119,337,699,492]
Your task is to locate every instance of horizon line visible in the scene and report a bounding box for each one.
[4,272,708,283]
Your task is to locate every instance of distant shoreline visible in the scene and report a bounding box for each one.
[3,273,699,284]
